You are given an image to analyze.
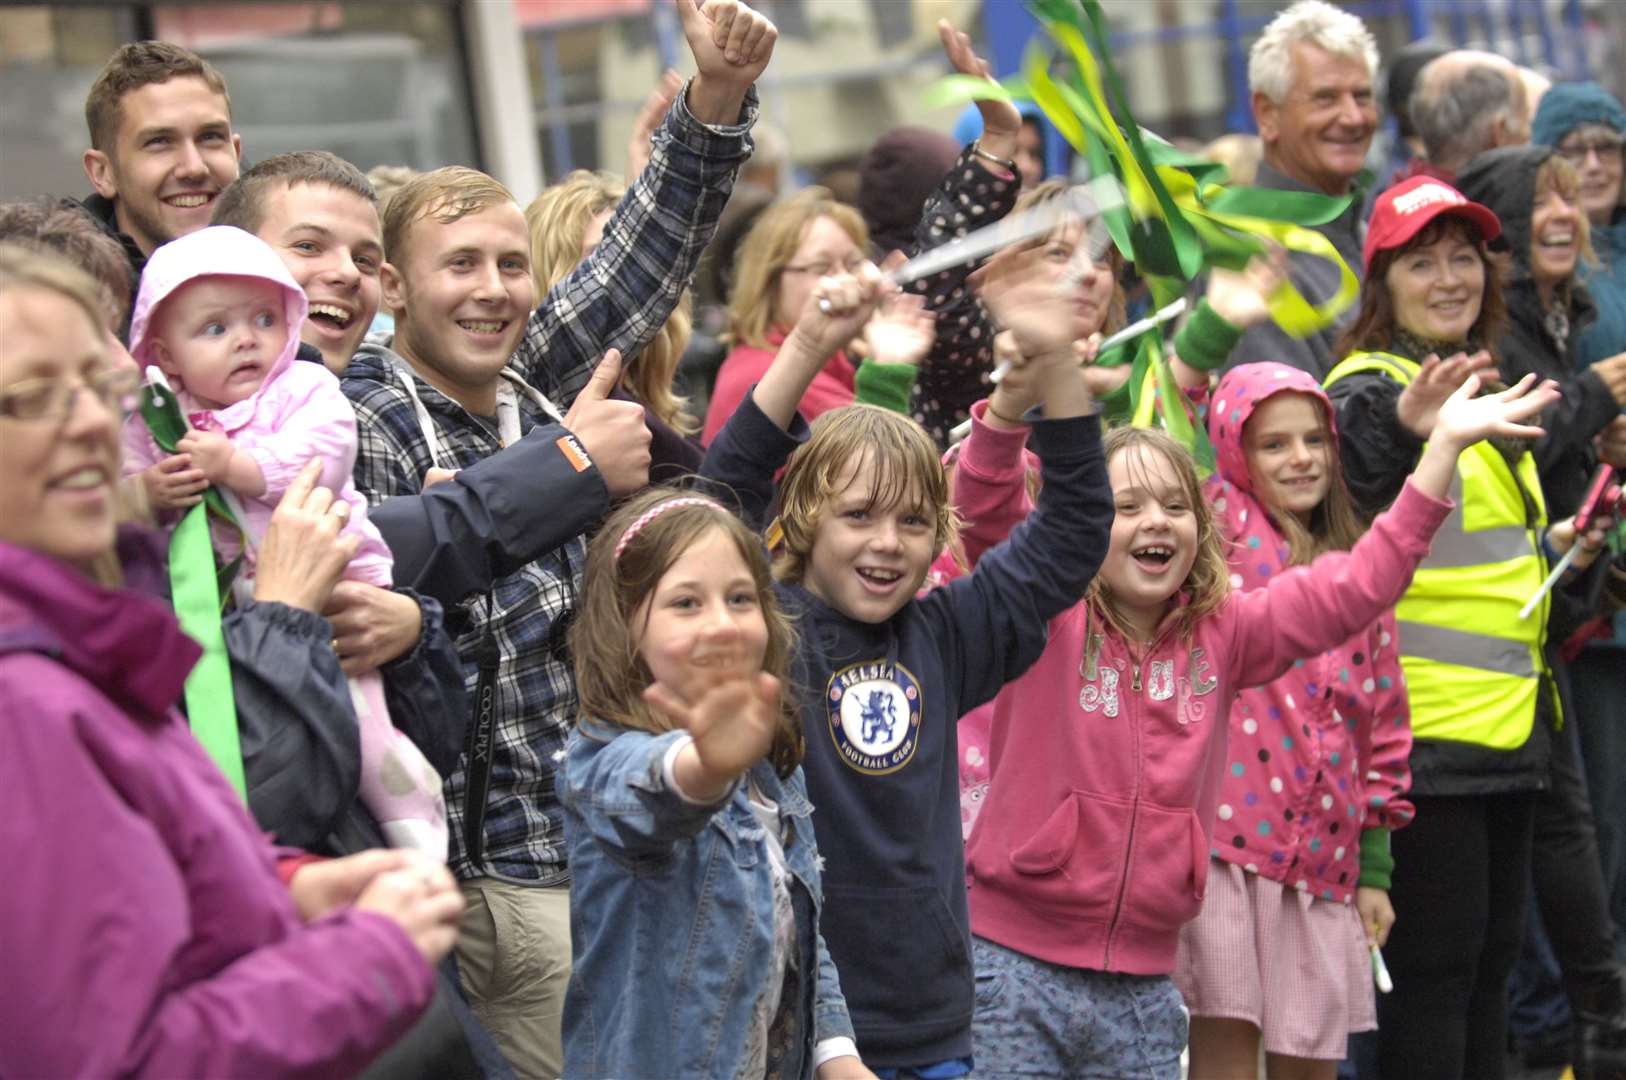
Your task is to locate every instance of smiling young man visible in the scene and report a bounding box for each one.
[211,151,383,375]
[81,42,241,281]
[340,2,777,1073]
[1223,0,1380,380]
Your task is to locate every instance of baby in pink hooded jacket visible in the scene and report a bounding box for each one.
[123,225,446,858]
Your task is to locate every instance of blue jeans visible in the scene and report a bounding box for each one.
[971,936,1187,1079]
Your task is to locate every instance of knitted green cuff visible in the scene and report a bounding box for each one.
[853,360,918,415]
[1357,827,1394,890]
[1172,299,1244,372]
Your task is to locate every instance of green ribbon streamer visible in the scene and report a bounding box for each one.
[927,0,1356,470]
[139,379,247,800]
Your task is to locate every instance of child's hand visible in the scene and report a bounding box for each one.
[1410,373,1560,500]
[972,239,1076,363]
[1394,349,1497,440]
[789,262,889,364]
[176,429,237,484]
[1431,372,1558,451]
[645,649,782,802]
[816,1056,881,1080]
[1356,886,1395,947]
[1205,248,1286,330]
[142,452,208,510]
[863,290,935,368]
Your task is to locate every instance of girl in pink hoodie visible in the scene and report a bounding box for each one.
[122,225,446,858]
[1174,362,1415,1077]
[952,364,1558,1078]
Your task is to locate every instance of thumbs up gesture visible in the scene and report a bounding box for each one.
[677,0,777,124]
[563,349,653,497]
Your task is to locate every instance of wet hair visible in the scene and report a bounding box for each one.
[0,198,133,330]
[725,188,867,350]
[1089,427,1230,641]
[1240,390,1368,562]
[571,487,803,778]
[524,170,696,435]
[85,41,231,152]
[1337,215,1506,360]
[211,151,377,236]
[382,166,516,263]
[1013,178,1127,335]
[772,404,957,586]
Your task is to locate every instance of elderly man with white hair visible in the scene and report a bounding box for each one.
[1219,0,1380,379]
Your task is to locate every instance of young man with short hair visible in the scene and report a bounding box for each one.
[342,2,777,1073]
[81,41,241,278]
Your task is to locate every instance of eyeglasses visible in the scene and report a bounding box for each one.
[0,367,141,422]
[1556,136,1625,166]
[781,258,867,278]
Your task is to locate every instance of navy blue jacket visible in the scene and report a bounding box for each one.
[702,395,1111,1066]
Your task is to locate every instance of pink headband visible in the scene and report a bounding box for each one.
[614,497,729,562]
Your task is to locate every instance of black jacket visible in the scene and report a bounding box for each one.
[1457,145,1614,518]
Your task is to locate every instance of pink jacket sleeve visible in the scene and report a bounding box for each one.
[1356,612,1416,829]
[1223,480,1451,691]
[948,400,1042,570]
[236,364,359,504]
[0,672,432,1080]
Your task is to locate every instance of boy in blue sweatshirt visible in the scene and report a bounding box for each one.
[701,247,1113,1071]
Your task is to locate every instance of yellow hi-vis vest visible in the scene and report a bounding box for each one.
[1324,351,1556,750]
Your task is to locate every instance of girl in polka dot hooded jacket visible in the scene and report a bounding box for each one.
[1195,362,1416,906]
[1173,362,1418,1070]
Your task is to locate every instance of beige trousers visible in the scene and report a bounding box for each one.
[455,878,572,1080]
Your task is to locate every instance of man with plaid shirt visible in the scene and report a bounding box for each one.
[342,2,778,1073]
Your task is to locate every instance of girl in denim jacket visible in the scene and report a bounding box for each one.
[560,489,873,1079]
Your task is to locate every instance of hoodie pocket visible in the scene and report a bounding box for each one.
[1119,802,1207,934]
[989,791,1132,924]
[821,884,972,1033]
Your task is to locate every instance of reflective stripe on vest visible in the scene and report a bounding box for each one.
[1324,351,1553,750]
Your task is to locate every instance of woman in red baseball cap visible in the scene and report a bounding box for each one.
[1320,176,1605,1079]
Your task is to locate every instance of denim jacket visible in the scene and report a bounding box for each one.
[561,721,854,1078]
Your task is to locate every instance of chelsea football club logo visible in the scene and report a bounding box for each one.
[826,660,923,775]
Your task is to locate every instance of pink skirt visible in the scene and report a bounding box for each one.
[1173,860,1376,1060]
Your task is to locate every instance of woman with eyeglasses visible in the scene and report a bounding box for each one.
[701,188,872,444]
[0,244,465,1077]
[1534,82,1626,371]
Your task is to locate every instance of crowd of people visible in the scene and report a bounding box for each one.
[1,0,1623,1077]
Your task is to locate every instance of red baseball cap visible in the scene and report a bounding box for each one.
[1364,175,1501,272]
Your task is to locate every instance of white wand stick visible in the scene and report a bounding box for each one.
[1518,543,1581,620]
[946,297,1187,445]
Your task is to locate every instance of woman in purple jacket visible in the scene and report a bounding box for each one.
[0,244,463,1079]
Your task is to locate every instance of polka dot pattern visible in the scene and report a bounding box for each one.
[906,149,1021,448]
[1198,362,1417,905]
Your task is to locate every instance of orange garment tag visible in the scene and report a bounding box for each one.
[556,434,593,473]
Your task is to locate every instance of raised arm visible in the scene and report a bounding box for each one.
[516,0,773,407]
[698,264,885,524]
[1231,373,1559,685]
[906,20,1026,445]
